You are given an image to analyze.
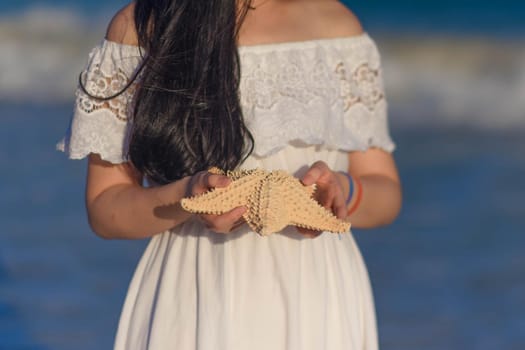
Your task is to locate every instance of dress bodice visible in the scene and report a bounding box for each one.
[58,34,395,164]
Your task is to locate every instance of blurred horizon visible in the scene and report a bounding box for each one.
[1,0,524,129]
[2,0,525,35]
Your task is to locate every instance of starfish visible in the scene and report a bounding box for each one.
[181,167,351,236]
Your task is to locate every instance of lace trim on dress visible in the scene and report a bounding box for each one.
[58,35,395,164]
[77,65,138,122]
[238,36,395,156]
[57,40,142,163]
[335,62,384,112]
[239,60,384,114]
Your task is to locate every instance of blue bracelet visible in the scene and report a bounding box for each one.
[339,172,354,206]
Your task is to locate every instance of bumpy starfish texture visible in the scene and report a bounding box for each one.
[181,167,351,236]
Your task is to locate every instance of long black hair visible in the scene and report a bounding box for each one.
[128,0,254,184]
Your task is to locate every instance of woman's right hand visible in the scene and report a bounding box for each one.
[186,170,247,234]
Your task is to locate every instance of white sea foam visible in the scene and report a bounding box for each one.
[379,37,525,129]
[0,7,107,103]
[1,8,524,129]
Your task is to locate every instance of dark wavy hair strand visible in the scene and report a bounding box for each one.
[126,0,254,184]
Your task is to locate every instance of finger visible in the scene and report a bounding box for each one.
[191,172,230,196]
[219,206,247,224]
[326,186,338,209]
[323,175,346,211]
[233,216,246,226]
[210,206,247,232]
[301,161,329,186]
[311,160,328,171]
[314,184,335,210]
[231,219,246,231]
[205,173,231,189]
[229,216,246,231]
[331,175,348,219]
[317,193,331,210]
[190,172,209,196]
[302,166,322,186]
[297,227,322,238]
[332,191,347,219]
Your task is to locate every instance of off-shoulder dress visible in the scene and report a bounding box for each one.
[58,33,395,350]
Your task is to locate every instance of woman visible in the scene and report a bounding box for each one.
[59,0,402,348]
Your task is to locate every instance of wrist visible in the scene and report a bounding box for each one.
[346,176,363,216]
[337,171,363,216]
[337,171,354,206]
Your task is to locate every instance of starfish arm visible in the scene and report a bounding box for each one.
[272,172,349,233]
[180,172,264,215]
[287,197,351,234]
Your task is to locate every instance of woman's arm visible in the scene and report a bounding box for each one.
[85,154,192,239]
[86,154,246,239]
[341,148,402,228]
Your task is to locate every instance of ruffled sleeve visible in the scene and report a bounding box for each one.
[238,34,395,157]
[57,40,142,164]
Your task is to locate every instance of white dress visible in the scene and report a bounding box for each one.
[59,33,395,350]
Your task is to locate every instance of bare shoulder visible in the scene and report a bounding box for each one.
[314,1,364,37]
[106,2,138,45]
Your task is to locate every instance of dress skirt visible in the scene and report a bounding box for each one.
[113,146,378,350]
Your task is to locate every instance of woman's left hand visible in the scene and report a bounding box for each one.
[298,161,347,237]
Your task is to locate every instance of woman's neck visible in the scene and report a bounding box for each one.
[237,1,363,47]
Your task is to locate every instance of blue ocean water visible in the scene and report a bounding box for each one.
[1,105,524,350]
[1,0,524,349]
[2,0,525,35]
